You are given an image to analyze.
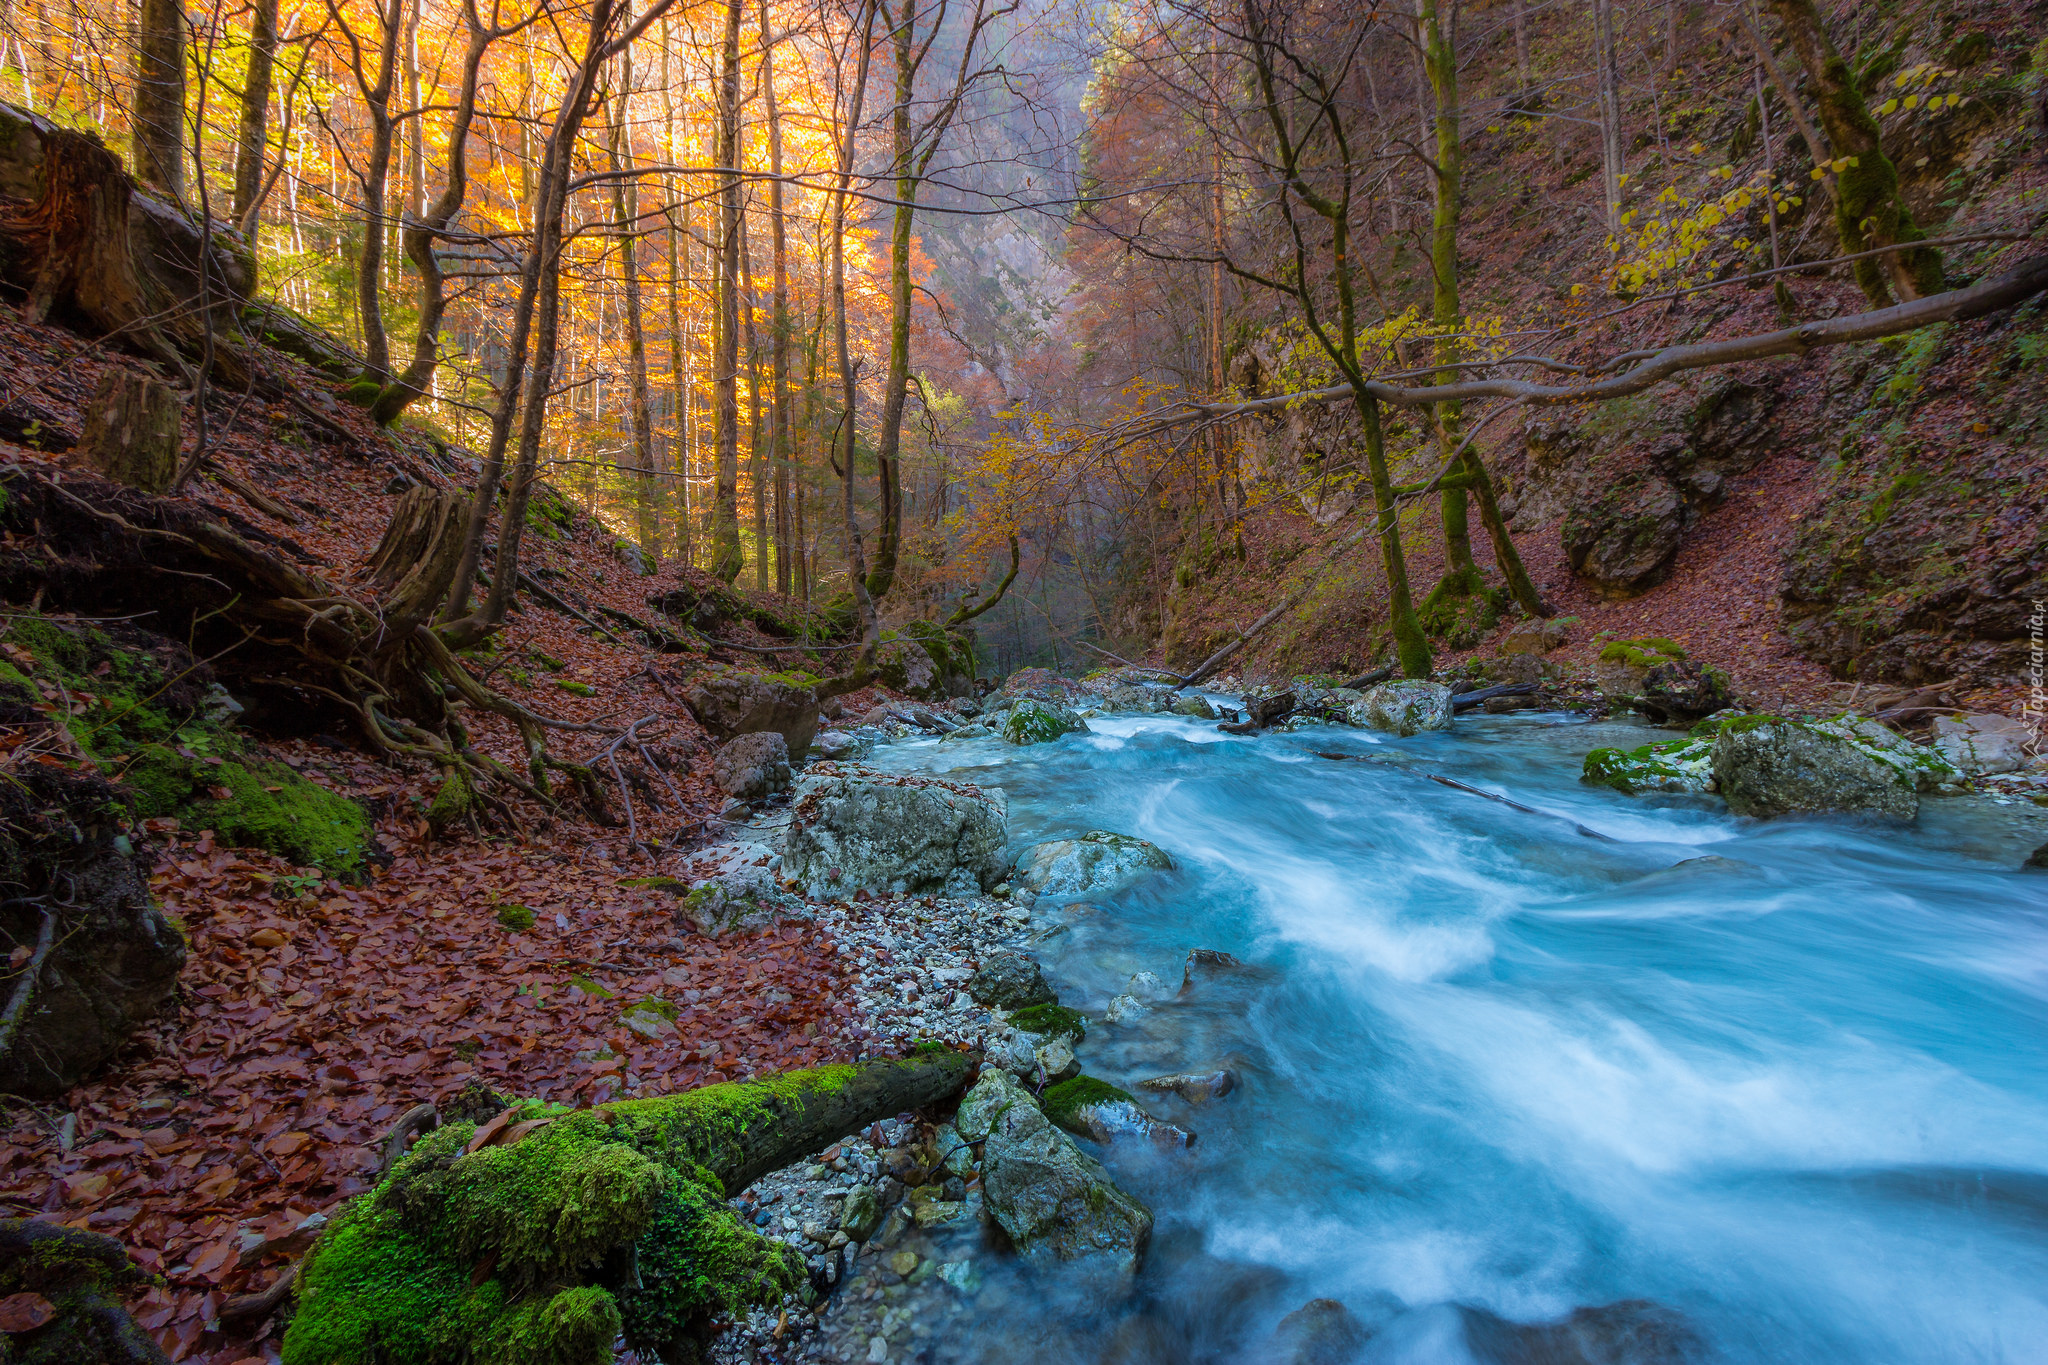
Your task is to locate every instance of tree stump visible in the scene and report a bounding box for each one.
[75,370,181,493]
[365,484,472,628]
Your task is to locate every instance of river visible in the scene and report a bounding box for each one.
[859,702,2048,1364]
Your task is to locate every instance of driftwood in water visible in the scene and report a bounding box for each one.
[1450,681,1538,712]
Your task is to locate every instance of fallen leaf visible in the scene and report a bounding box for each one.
[249,928,288,949]
[0,1293,55,1333]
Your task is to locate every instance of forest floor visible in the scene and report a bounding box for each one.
[0,305,922,1363]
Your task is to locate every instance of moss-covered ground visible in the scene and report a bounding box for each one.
[0,615,370,876]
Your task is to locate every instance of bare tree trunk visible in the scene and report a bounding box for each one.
[134,0,184,199]
[763,0,795,596]
[741,198,768,590]
[373,4,494,427]
[231,0,280,227]
[1592,0,1625,234]
[708,0,746,583]
[1512,0,1531,94]
[831,0,881,655]
[609,49,659,560]
[333,0,404,382]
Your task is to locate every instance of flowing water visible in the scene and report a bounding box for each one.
[862,705,2048,1365]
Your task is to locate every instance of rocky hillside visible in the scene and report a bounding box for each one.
[1145,0,2046,716]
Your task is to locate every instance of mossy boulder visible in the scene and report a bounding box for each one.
[1007,1003,1087,1043]
[782,766,1009,898]
[1582,735,1718,794]
[877,621,978,701]
[1710,713,1956,820]
[1000,698,1087,746]
[1594,637,1687,700]
[1349,680,1453,736]
[1015,831,1173,898]
[957,1068,1152,1276]
[1041,1075,1193,1149]
[0,616,370,876]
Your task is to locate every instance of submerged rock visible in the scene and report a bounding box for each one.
[1351,681,1453,736]
[782,765,1008,897]
[1136,1069,1236,1103]
[1459,1298,1704,1365]
[1001,698,1089,745]
[966,1068,1153,1273]
[1260,1298,1371,1365]
[1180,947,1245,992]
[1016,830,1174,897]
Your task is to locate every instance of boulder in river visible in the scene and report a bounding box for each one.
[961,1067,1153,1273]
[1043,1076,1194,1148]
[1001,697,1089,745]
[712,731,791,801]
[2024,842,2048,871]
[684,670,820,757]
[782,765,1008,897]
[1581,734,1717,794]
[1181,947,1244,992]
[1712,714,1953,820]
[1016,830,1173,897]
[1350,681,1453,736]
[967,951,1056,1010]
[1174,693,1219,719]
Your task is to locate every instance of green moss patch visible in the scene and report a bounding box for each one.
[1597,637,1686,668]
[1041,1076,1134,1132]
[495,903,536,933]
[1008,1003,1087,1042]
[0,616,369,876]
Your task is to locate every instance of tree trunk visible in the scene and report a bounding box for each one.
[1592,0,1625,234]
[231,0,280,229]
[742,200,769,591]
[347,0,404,384]
[609,60,660,560]
[371,7,491,427]
[367,485,472,629]
[76,370,181,493]
[1418,0,1476,602]
[1762,0,1941,302]
[1358,393,1432,677]
[763,4,795,596]
[133,0,184,200]
[708,0,746,583]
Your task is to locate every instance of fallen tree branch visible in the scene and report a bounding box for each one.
[221,1263,297,1322]
[1449,682,1539,712]
[378,1102,439,1178]
[1422,772,1616,841]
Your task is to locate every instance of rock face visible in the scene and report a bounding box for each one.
[1000,698,1088,745]
[782,766,1008,897]
[1015,831,1173,897]
[1931,713,2031,776]
[1714,717,1922,820]
[0,767,187,1098]
[684,671,820,757]
[712,731,791,800]
[1563,469,1687,598]
[956,1068,1152,1274]
[967,952,1056,1010]
[1350,681,1453,736]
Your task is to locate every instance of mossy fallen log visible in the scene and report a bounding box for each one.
[283,1047,977,1365]
[0,1219,173,1364]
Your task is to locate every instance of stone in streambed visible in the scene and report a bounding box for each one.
[1016,830,1173,897]
[782,765,1008,897]
[1712,714,1950,820]
[1042,1076,1193,1149]
[1348,681,1453,736]
[838,1184,883,1241]
[1136,1069,1236,1103]
[1180,947,1244,993]
[1001,697,1088,745]
[1173,693,1218,719]
[1931,713,2031,776]
[965,1068,1152,1274]
[967,952,1055,1010]
[1457,1298,1704,1365]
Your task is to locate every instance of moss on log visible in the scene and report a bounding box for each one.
[283,1047,977,1365]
